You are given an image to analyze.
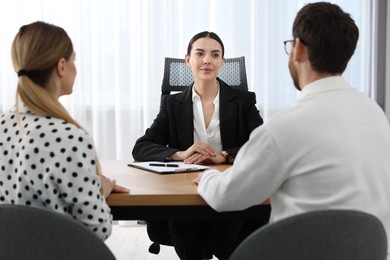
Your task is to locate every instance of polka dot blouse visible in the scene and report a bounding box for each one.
[0,106,112,240]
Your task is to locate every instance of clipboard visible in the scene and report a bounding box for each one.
[127,161,209,174]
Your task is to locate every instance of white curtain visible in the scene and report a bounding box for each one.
[0,0,374,160]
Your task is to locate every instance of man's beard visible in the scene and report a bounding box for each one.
[288,57,301,91]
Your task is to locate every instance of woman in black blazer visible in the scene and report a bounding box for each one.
[132,31,264,260]
[132,78,262,162]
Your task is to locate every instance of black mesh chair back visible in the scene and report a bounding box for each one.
[161,56,248,96]
[229,209,388,260]
[0,204,116,260]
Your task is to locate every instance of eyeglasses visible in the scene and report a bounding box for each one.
[283,39,294,55]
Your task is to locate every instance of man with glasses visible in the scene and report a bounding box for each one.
[195,2,390,258]
[283,39,294,56]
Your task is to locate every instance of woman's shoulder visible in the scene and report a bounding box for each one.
[220,83,256,100]
[6,110,94,145]
[163,86,192,104]
[0,108,17,121]
[29,113,88,135]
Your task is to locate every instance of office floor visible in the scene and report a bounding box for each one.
[105,221,218,260]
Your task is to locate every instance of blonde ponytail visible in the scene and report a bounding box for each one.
[12,21,102,177]
[16,76,83,129]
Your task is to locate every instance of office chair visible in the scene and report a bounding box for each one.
[0,204,116,260]
[147,221,214,259]
[161,56,248,97]
[229,209,388,260]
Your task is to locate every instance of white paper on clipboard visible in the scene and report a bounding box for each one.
[127,161,209,174]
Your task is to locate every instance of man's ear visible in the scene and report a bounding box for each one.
[292,38,307,62]
[56,58,67,77]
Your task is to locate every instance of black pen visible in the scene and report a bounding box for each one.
[166,164,179,167]
[149,163,179,167]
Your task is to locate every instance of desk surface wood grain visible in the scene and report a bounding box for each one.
[103,160,230,206]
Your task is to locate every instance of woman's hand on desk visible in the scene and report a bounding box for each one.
[184,152,225,164]
[171,141,216,161]
[100,175,130,198]
[112,184,130,193]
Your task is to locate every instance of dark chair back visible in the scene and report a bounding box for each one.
[0,204,116,260]
[161,56,248,96]
[229,209,388,260]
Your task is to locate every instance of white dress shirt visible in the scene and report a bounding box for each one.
[198,76,390,257]
[192,85,223,154]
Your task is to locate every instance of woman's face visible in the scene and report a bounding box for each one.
[186,37,224,82]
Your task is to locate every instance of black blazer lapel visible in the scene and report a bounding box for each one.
[219,81,239,150]
[173,86,194,149]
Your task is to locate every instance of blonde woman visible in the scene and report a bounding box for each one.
[0,21,128,240]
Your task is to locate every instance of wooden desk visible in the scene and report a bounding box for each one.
[103,160,270,220]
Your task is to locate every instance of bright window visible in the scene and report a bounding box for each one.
[0,0,375,159]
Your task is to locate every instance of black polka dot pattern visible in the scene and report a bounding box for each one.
[0,107,112,240]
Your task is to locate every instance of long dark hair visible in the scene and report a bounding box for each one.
[186,31,225,58]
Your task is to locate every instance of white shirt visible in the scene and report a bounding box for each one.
[192,85,223,154]
[198,76,390,255]
[0,106,112,240]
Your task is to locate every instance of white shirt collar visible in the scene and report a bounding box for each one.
[192,83,220,104]
[298,76,350,100]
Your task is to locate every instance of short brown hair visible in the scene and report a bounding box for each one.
[292,2,359,74]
